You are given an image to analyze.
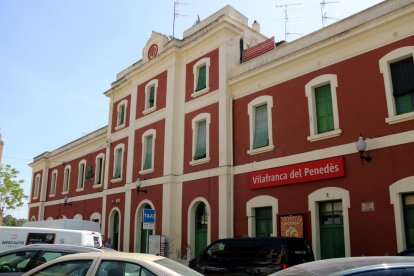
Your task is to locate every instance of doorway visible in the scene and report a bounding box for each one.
[319,200,345,259]
[195,202,208,257]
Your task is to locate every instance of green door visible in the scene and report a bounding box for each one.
[195,203,208,257]
[255,207,273,237]
[319,201,345,259]
[140,205,153,253]
[403,194,414,249]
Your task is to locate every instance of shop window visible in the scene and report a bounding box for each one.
[49,170,57,197]
[144,79,158,114]
[305,74,341,142]
[94,154,104,187]
[379,46,414,124]
[77,160,86,191]
[190,113,211,166]
[115,100,128,130]
[192,58,210,97]
[140,129,156,174]
[111,144,124,182]
[62,165,71,194]
[255,207,273,237]
[33,174,40,199]
[247,96,274,155]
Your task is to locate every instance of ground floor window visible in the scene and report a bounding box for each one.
[403,193,414,249]
[255,207,272,237]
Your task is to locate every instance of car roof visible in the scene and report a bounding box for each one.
[46,251,166,262]
[278,257,414,275]
[1,244,103,254]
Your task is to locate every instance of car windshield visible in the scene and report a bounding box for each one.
[155,258,201,275]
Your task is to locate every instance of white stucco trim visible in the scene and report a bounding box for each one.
[308,187,351,260]
[389,176,414,253]
[246,195,278,237]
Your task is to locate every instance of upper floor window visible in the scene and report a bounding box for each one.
[140,129,156,174]
[247,96,274,155]
[305,74,342,142]
[33,174,40,199]
[144,79,158,114]
[62,165,71,194]
[50,170,57,197]
[77,160,86,191]
[112,144,125,182]
[190,113,211,166]
[379,46,414,124]
[192,58,210,96]
[115,100,128,130]
[94,153,104,187]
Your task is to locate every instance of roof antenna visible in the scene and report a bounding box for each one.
[276,2,303,41]
[173,1,188,38]
[320,0,339,27]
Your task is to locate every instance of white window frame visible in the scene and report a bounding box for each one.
[111,144,125,183]
[247,96,274,155]
[192,57,210,97]
[94,153,105,187]
[190,113,211,166]
[33,174,41,199]
[115,99,128,130]
[49,170,58,197]
[140,129,156,175]
[379,46,414,124]
[246,196,278,237]
[305,74,342,142]
[143,79,158,114]
[62,165,71,195]
[76,159,86,191]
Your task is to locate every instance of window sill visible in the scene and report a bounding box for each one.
[307,129,342,142]
[32,196,39,200]
[61,191,69,195]
[93,184,103,189]
[49,194,56,198]
[76,188,84,192]
[386,112,414,124]
[110,177,123,183]
[190,157,211,166]
[191,87,210,98]
[247,145,275,155]
[139,168,154,175]
[115,124,126,131]
[143,106,157,115]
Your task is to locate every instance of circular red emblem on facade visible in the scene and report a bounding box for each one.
[148,44,158,60]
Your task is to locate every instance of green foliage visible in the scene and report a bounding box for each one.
[0,164,28,220]
[2,214,27,226]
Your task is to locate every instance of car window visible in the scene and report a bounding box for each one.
[349,268,406,275]
[39,251,67,263]
[96,260,155,276]
[32,259,93,276]
[0,250,37,273]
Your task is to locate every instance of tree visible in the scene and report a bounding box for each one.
[2,214,27,226]
[0,164,28,226]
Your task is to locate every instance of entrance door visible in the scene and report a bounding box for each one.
[319,201,345,259]
[140,204,153,253]
[195,203,208,257]
[255,207,272,237]
[403,194,414,249]
[112,211,119,251]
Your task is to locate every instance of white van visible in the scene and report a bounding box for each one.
[0,226,103,253]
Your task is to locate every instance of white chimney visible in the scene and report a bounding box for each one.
[252,20,260,32]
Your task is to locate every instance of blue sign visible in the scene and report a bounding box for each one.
[143,209,156,224]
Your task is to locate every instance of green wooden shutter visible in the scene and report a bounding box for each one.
[391,57,414,115]
[148,86,155,108]
[194,120,207,160]
[252,104,269,149]
[255,207,272,237]
[114,148,122,178]
[118,104,125,125]
[143,135,153,170]
[315,84,334,134]
[195,65,207,92]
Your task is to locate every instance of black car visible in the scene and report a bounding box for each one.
[398,248,414,256]
[0,244,108,276]
[189,237,314,275]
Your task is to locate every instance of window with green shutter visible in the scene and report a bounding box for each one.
[143,135,153,170]
[391,57,414,115]
[252,104,269,149]
[255,207,272,237]
[148,85,155,108]
[315,84,334,134]
[194,120,207,160]
[195,64,207,92]
[118,104,125,126]
[114,148,122,178]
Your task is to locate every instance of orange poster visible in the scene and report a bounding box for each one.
[279,214,304,238]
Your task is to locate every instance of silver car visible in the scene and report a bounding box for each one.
[22,251,202,276]
[270,256,414,275]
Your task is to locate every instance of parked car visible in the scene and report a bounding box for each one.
[188,237,314,275]
[269,256,414,275]
[0,244,108,276]
[22,251,202,276]
[398,248,414,256]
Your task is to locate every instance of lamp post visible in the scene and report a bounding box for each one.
[356,135,373,165]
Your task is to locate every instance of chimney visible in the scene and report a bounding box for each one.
[252,20,260,32]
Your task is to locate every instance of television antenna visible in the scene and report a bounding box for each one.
[173,1,188,38]
[320,0,339,27]
[276,2,302,41]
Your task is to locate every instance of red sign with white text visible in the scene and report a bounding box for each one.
[249,157,344,189]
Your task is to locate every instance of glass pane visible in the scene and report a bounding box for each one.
[255,207,272,237]
[114,149,122,178]
[143,135,153,170]
[253,104,269,148]
[194,120,207,160]
[195,65,207,91]
[33,260,92,276]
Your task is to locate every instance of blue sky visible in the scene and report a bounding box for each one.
[0,0,383,219]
